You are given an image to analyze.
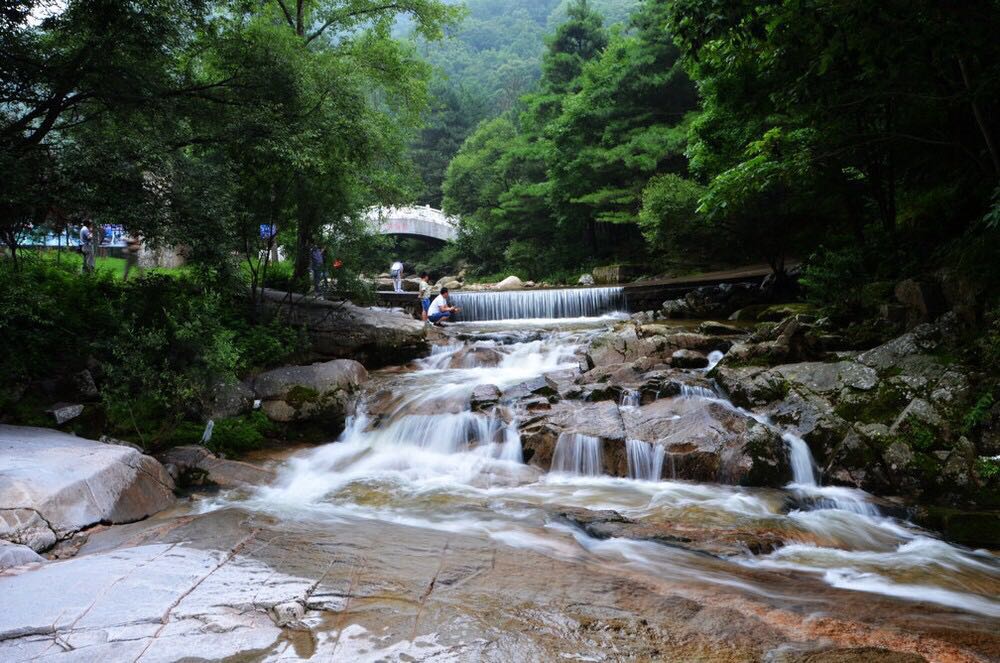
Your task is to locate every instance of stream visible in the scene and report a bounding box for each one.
[198,315,1000,660]
[4,314,998,662]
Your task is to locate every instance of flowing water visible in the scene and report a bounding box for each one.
[450,286,625,321]
[207,314,1000,656]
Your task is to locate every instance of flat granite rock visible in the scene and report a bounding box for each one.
[0,425,175,551]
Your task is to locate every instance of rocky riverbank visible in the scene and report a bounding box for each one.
[521,311,997,546]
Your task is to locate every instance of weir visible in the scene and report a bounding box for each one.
[449,286,626,321]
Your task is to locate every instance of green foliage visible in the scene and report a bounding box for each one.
[442,0,702,277]
[163,412,274,457]
[800,236,911,319]
[101,278,243,435]
[905,420,938,452]
[208,413,275,456]
[0,257,118,386]
[638,174,706,259]
[976,458,1000,482]
[665,0,1000,271]
[963,392,996,436]
[0,260,306,451]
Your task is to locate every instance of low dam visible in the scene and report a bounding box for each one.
[449,287,626,321]
[375,264,785,317]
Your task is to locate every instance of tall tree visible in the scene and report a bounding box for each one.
[666,0,1000,250]
[260,0,459,280]
[0,0,212,264]
[548,0,697,252]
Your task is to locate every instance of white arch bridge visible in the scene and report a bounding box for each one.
[366,205,458,242]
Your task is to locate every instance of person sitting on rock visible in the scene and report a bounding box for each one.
[427,287,460,326]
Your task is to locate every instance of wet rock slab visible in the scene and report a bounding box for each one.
[3,504,989,662]
[0,425,175,552]
[0,507,790,662]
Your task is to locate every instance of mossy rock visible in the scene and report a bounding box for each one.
[754,303,817,322]
[285,385,320,409]
[918,506,1000,547]
[834,384,909,425]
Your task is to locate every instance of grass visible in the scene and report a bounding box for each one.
[26,249,190,280]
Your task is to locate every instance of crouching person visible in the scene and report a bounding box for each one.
[427,287,461,326]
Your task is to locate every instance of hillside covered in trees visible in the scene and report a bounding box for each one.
[417,0,999,300]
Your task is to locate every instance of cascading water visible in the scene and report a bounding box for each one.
[782,432,818,485]
[218,316,1000,626]
[619,388,640,408]
[551,433,603,476]
[626,439,665,481]
[450,286,626,321]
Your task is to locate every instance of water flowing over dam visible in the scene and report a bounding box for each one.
[450,286,626,321]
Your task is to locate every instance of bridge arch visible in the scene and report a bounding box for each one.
[366,205,458,242]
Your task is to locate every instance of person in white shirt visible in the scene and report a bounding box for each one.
[390,260,403,292]
[79,221,95,274]
[427,288,460,325]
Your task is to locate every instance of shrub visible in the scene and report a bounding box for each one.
[207,412,275,456]
[639,174,707,258]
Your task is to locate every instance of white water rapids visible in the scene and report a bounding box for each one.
[213,317,1000,622]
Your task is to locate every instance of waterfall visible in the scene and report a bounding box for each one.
[626,439,665,481]
[619,389,640,408]
[450,287,626,321]
[679,384,717,400]
[782,432,817,486]
[551,433,603,476]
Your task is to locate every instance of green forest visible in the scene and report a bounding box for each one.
[2,0,999,448]
[421,0,1000,288]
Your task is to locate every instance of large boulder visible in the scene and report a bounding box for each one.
[585,324,731,369]
[0,541,43,570]
[0,425,175,552]
[251,359,367,424]
[208,379,255,420]
[258,288,427,365]
[519,397,789,487]
[447,344,503,368]
[671,349,709,369]
[494,275,524,291]
[856,323,941,371]
[894,279,946,328]
[621,399,790,486]
[662,283,765,319]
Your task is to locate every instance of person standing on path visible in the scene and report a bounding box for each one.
[123,234,143,280]
[80,221,95,274]
[311,245,327,292]
[390,259,404,293]
[418,272,432,322]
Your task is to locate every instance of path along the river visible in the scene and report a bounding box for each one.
[1,316,998,662]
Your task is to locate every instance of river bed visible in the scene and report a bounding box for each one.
[2,316,998,662]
